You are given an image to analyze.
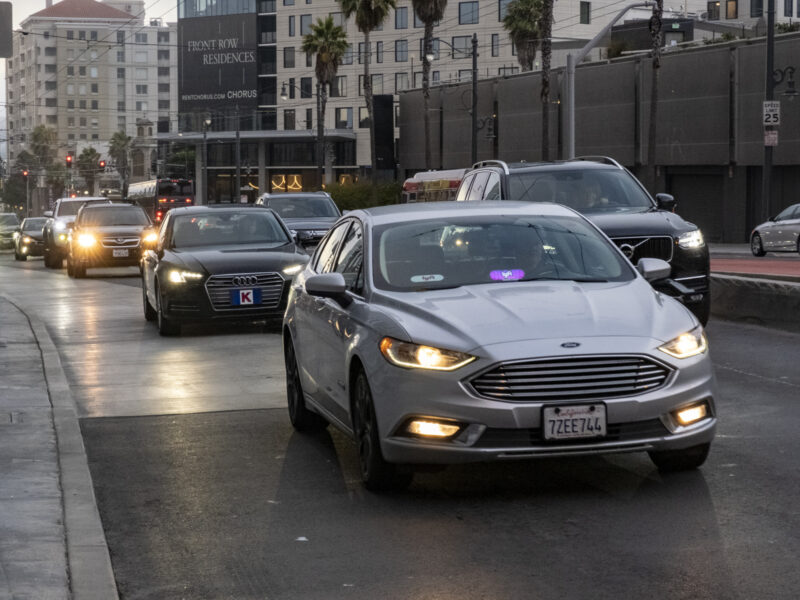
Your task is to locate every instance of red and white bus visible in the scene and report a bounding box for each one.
[401,169,467,203]
[127,179,194,223]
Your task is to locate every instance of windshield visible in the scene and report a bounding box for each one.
[57,199,106,217]
[22,218,47,231]
[79,207,150,227]
[170,211,290,248]
[508,169,654,213]
[157,180,194,196]
[0,214,19,227]
[266,196,340,219]
[373,215,634,292]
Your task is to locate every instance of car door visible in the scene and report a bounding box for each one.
[762,206,793,250]
[785,204,800,250]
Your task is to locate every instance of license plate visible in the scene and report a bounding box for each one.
[112,249,129,257]
[543,404,606,440]
[230,288,262,306]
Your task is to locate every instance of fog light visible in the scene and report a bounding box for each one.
[22,246,28,253]
[675,403,708,426]
[59,234,67,241]
[406,419,461,438]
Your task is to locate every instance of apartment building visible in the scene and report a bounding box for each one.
[4,0,177,172]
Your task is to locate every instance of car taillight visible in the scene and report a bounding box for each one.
[156,210,164,221]
[186,198,192,203]
[158,198,167,203]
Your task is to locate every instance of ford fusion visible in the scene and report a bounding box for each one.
[142,205,308,336]
[284,202,717,490]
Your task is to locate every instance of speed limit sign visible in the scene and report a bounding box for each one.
[763,101,781,126]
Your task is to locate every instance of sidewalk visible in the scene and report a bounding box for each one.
[0,295,117,600]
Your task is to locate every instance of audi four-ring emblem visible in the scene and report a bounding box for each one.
[232,275,259,286]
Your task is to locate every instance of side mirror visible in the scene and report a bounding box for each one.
[655,193,677,212]
[636,258,671,282]
[43,211,53,218]
[305,272,352,307]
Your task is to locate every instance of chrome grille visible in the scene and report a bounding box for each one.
[101,236,140,248]
[473,419,670,448]
[470,355,672,402]
[205,272,285,311]
[610,236,674,262]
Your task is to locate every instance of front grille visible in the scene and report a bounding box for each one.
[473,418,669,448]
[205,272,285,311]
[470,355,672,402]
[610,236,674,262]
[101,236,140,248]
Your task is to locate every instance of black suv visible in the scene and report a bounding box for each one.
[455,157,710,324]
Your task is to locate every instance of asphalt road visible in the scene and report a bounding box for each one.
[2,254,798,600]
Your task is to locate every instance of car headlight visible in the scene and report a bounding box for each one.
[22,235,33,243]
[282,263,304,276]
[142,231,158,244]
[658,326,707,359]
[677,229,705,249]
[379,337,476,371]
[54,221,67,232]
[168,269,204,283]
[77,233,96,247]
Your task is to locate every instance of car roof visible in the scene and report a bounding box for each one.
[357,201,579,226]
[498,161,618,173]
[80,202,138,209]
[167,204,274,216]
[57,196,108,202]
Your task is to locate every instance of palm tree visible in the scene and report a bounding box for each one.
[338,0,397,184]
[302,16,349,185]
[108,130,132,197]
[411,0,448,170]
[76,147,101,195]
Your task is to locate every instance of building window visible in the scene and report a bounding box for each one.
[158,67,170,76]
[44,46,57,56]
[284,109,295,130]
[492,34,499,56]
[288,77,296,99]
[158,31,170,43]
[79,100,87,109]
[158,49,169,60]
[395,72,409,91]
[707,1,720,18]
[499,0,512,20]
[284,0,294,4]
[783,0,791,15]
[79,83,87,95]
[158,100,170,109]
[420,38,440,59]
[45,81,57,90]
[135,51,147,63]
[91,83,98,93]
[458,69,472,82]
[300,14,312,35]
[67,66,74,76]
[45,98,57,107]
[750,0,761,16]
[335,107,353,129]
[396,7,408,28]
[459,2,479,24]
[300,77,312,98]
[432,70,440,84]
[67,30,74,40]
[135,67,148,79]
[117,68,125,78]
[136,84,148,94]
[117,50,125,62]
[579,1,591,23]
[135,33,147,43]
[358,74,384,95]
[305,108,313,129]
[342,45,353,64]
[358,107,369,128]
[158,83,170,92]
[289,15,295,36]
[451,36,471,59]
[158,118,169,133]
[117,31,125,44]
[79,30,86,40]
[91,100,99,110]
[79,66,86,76]
[80,117,87,126]
[359,42,368,64]
[67,83,75,94]
[90,67,98,78]
[118,116,126,130]
[68,117,75,127]
[331,75,346,97]
[90,31,98,41]
[414,12,425,27]
[395,40,408,62]
[135,101,148,111]
[68,100,75,109]
[728,0,738,17]
[284,47,295,68]
[376,41,384,63]
[118,101,126,111]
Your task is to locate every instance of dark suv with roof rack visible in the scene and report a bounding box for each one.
[454,157,710,324]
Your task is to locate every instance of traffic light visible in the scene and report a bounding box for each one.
[99,160,106,169]
[22,169,28,178]
[65,155,73,168]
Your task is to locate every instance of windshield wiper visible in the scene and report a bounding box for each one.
[524,277,608,283]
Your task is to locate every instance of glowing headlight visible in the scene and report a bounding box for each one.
[168,269,204,283]
[142,232,158,244]
[678,229,705,249]
[282,263,304,276]
[22,235,33,243]
[53,221,67,232]
[77,233,96,247]
[658,326,708,359]
[379,337,476,371]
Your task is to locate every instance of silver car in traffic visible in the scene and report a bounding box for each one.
[283,202,717,490]
[750,203,800,256]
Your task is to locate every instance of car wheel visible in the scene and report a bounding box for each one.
[751,233,766,257]
[155,281,180,336]
[44,247,57,268]
[284,337,327,432]
[142,279,156,321]
[648,442,710,472]
[14,250,26,261]
[72,262,85,279]
[352,369,413,492]
[66,258,74,277]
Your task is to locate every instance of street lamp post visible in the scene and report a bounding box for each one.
[202,116,211,205]
[281,82,324,187]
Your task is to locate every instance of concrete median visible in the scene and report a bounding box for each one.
[711,274,800,333]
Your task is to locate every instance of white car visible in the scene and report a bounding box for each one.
[751,203,800,256]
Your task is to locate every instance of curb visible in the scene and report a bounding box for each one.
[710,274,800,333]
[0,294,119,600]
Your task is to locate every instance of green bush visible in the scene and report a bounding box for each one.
[326,181,403,211]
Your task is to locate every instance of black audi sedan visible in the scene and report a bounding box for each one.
[141,205,309,336]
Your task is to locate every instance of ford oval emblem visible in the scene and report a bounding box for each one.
[561,342,581,348]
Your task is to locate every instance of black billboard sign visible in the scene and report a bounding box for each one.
[178,14,258,114]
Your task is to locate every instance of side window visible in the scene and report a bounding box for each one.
[774,206,794,221]
[484,172,501,200]
[158,213,171,249]
[333,221,364,294]
[790,205,800,219]
[455,174,474,202]
[313,221,350,273]
[466,171,490,201]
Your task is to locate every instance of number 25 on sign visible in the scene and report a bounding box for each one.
[763,101,781,126]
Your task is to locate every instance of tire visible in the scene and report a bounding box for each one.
[284,337,327,432]
[649,442,710,472]
[751,233,766,257]
[690,293,711,327]
[352,369,413,492]
[66,258,74,277]
[14,251,26,261]
[142,279,156,321]
[155,281,180,336]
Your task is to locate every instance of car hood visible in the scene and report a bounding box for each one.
[168,244,307,274]
[22,230,45,241]
[587,210,695,237]
[281,217,338,231]
[371,278,695,353]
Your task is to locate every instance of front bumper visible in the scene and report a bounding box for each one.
[368,337,717,465]
[72,245,143,268]
[18,239,44,256]
[161,278,291,323]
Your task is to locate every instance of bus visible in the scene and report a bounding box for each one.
[127,179,194,223]
[401,169,467,203]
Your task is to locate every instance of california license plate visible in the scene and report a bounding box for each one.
[112,249,129,257]
[230,288,262,306]
[543,404,606,440]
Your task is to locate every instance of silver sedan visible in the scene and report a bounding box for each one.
[751,203,800,256]
[283,202,717,490]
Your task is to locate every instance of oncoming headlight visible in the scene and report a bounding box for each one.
[379,337,475,371]
[658,326,707,359]
[53,220,67,232]
[678,229,705,249]
[168,270,204,283]
[142,231,158,244]
[77,233,96,248]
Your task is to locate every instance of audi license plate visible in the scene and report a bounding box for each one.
[112,249,129,257]
[230,288,262,306]
[543,404,606,440]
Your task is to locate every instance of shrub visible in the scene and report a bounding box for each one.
[326,181,403,211]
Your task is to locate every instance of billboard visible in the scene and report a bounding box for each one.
[178,14,258,114]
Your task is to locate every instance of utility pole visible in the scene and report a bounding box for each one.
[761,0,776,223]
[235,106,242,203]
[471,33,479,165]
[316,82,324,187]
